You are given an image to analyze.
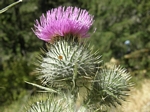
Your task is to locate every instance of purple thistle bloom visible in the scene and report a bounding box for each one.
[33,6,94,42]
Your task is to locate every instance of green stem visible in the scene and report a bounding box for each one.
[0,0,22,14]
[72,63,78,91]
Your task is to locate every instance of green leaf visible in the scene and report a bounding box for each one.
[25,81,57,93]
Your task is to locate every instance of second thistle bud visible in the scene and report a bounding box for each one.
[87,65,132,110]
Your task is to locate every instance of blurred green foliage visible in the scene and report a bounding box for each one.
[87,0,150,79]
[0,0,150,106]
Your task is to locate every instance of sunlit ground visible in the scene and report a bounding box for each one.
[117,79,150,112]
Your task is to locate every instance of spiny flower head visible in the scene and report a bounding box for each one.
[33,6,94,42]
[88,65,132,109]
[37,37,102,87]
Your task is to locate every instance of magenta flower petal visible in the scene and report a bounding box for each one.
[33,6,94,42]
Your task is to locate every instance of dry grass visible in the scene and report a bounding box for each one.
[116,79,150,112]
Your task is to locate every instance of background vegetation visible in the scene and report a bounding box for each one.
[0,0,150,110]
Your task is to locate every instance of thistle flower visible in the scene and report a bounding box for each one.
[33,6,100,109]
[33,6,94,42]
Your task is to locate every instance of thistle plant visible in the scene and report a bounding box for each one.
[26,6,133,112]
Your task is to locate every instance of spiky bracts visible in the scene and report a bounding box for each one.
[37,36,101,90]
[88,65,132,110]
[26,93,89,112]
